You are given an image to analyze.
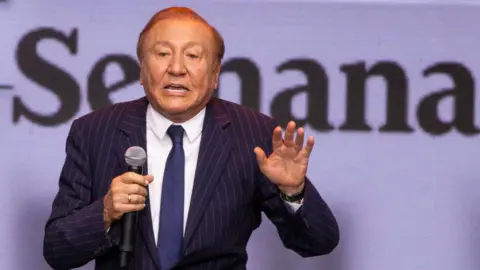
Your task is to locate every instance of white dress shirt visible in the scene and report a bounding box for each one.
[145,104,302,245]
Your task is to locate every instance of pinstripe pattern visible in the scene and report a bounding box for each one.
[43,96,339,270]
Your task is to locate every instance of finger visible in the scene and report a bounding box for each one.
[253,147,267,169]
[112,192,145,204]
[116,203,146,213]
[123,184,148,196]
[301,136,315,157]
[144,175,154,185]
[284,121,296,147]
[124,194,146,204]
[272,126,283,149]
[294,127,305,151]
[120,172,145,185]
[121,172,152,186]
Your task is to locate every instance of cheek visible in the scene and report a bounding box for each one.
[187,65,215,89]
[145,61,168,85]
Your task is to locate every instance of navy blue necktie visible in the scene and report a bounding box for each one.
[157,125,185,269]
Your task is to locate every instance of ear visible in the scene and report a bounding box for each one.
[139,61,144,85]
[212,63,221,89]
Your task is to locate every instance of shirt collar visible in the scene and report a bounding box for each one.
[146,104,205,143]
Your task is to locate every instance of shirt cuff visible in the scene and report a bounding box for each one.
[283,199,303,213]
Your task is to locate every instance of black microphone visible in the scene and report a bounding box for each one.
[119,146,147,267]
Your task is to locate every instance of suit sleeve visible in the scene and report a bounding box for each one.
[43,120,121,269]
[256,121,340,257]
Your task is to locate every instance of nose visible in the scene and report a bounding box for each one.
[167,55,187,76]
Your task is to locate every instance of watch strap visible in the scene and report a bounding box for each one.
[279,188,305,203]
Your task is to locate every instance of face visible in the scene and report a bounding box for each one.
[140,18,220,122]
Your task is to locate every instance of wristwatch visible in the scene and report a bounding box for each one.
[279,188,305,203]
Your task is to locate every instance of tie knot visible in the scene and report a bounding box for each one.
[167,125,184,144]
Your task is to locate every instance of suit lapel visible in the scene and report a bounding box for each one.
[183,98,233,251]
[115,97,161,270]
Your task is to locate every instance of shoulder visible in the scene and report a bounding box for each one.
[212,97,278,137]
[64,97,146,155]
[71,97,145,133]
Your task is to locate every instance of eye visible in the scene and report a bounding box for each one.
[157,52,169,57]
[187,53,199,59]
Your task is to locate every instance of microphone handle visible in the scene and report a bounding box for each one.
[119,165,143,267]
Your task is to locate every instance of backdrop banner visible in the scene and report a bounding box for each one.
[1,1,479,269]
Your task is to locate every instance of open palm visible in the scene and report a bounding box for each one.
[254,121,314,194]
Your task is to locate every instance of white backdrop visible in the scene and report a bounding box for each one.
[1,0,480,269]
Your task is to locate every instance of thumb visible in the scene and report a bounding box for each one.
[253,147,267,169]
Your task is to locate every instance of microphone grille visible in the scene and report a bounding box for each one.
[125,146,147,167]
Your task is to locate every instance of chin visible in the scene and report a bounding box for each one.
[151,95,187,110]
[164,106,190,115]
[157,101,192,115]
[149,95,203,120]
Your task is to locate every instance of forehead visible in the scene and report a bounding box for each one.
[145,17,215,48]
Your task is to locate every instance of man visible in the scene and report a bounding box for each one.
[43,6,339,270]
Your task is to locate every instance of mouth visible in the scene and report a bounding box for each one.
[163,83,189,93]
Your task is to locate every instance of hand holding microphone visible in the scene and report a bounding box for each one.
[103,146,152,229]
[103,172,153,229]
[101,146,152,267]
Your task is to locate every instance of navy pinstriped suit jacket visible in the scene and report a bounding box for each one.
[43,96,339,270]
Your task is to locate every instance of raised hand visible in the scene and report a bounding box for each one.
[254,121,314,195]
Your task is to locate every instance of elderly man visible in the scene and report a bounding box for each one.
[43,6,339,270]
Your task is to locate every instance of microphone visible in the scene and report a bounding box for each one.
[119,146,147,267]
